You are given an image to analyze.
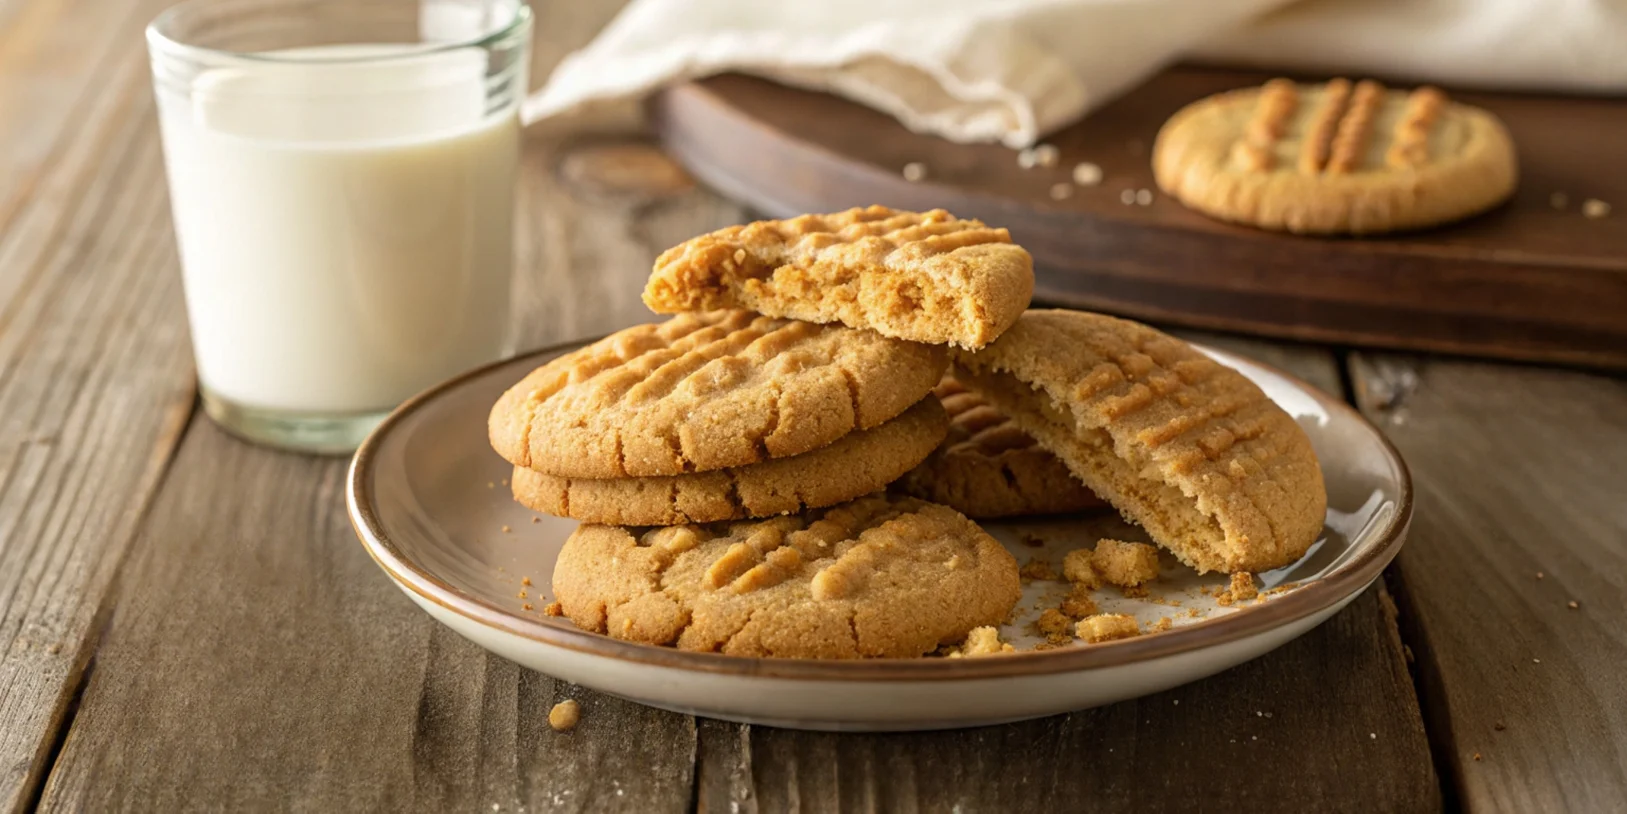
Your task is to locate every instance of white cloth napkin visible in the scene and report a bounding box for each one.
[524,0,1627,148]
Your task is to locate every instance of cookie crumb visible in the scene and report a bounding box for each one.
[1370,733,1377,740]
[1020,533,1045,548]
[543,601,563,616]
[1119,189,1137,205]
[1494,721,1506,731]
[958,625,1015,656]
[1229,572,1258,601]
[521,576,532,586]
[1550,192,1569,210]
[1077,613,1140,643]
[1536,572,1545,580]
[902,162,928,182]
[1020,558,1058,581]
[1091,539,1161,588]
[1034,144,1060,167]
[517,590,527,599]
[1134,188,1153,206]
[1532,658,1541,664]
[531,516,541,524]
[1150,616,1173,632]
[1582,198,1611,218]
[548,700,581,732]
[1017,148,1039,169]
[1567,600,1580,609]
[501,525,512,533]
[1035,608,1074,643]
[1062,548,1100,588]
[1059,586,1099,619]
[522,603,534,611]
[486,481,495,489]
[1472,752,1482,762]
[1049,182,1074,201]
[1073,162,1103,186]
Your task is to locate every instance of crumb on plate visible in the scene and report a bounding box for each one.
[1077,613,1141,643]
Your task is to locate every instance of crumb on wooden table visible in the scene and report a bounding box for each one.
[522,603,534,611]
[516,590,527,599]
[543,601,563,617]
[1077,613,1141,643]
[501,525,512,533]
[549,700,581,732]
[531,516,541,524]
[521,576,532,586]
[1150,616,1173,632]
[1091,539,1161,588]
[1073,162,1103,186]
[1567,600,1580,609]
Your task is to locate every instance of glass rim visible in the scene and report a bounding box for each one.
[146,0,532,65]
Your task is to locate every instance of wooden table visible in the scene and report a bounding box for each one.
[1,1,1622,811]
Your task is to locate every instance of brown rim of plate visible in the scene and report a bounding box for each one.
[347,337,1412,682]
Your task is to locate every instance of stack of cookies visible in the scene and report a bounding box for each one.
[488,205,1328,659]
[489,206,1039,657]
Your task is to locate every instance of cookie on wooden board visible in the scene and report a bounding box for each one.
[953,310,1326,574]
[511,396,948,525]
[1153,78,1517,234]
[489,309,946,479]
[553,494,1021,659]
[897,375,1103,518]
[643,206,1033,349]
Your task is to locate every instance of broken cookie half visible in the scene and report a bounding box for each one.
[954,310,1326,574]
[643,205,1034,350]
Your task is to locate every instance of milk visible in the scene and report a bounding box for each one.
[155,45,517,415]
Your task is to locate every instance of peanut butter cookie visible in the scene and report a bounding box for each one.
[553,494,1021,659]
[643,206,1033,349]
[489,310,946,478]
[954,310,1326,574]
[511,397,947,525]
[897,375,1102,518]
[1154,78,1516,234]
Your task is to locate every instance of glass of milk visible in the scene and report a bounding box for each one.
[147,0,530,453]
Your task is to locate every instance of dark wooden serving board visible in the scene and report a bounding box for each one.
[649,69,1627,370]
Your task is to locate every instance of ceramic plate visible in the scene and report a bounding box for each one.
[348,340,1411,732]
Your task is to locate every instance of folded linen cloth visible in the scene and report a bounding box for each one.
[523,0,1627,148]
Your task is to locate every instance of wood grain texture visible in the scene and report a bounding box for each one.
[1352,354,1627,812]
[696,337,1441,814]
[0,0,196,807]
[650,72,1627,370]
[38,424,700,812]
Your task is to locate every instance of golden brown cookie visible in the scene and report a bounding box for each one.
[511,396,948,525]
[553,494,1021,659]
[489,310,947,478]
[1153,78,1517,234]
[953,310,1326,574]
[643,206,1034,349]
[897,375,1103,518]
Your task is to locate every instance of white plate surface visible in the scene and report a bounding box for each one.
[348,341,1411,731]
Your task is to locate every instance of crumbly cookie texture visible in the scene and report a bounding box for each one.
[1077,614,1141,643]
[1090,539,1162,588]
[897,375,1103,518]
[954,310,1326,574]
[644,206,1034,350]
[489,309,946,478]
[954,626,1015,657]
[511,397,947,525]
[553,495,1021,659]
[1153,78,1517,234]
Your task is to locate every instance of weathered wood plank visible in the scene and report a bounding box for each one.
[696,337,1441,814]
[1351,354,1627,812]
[37,422,700,812]
[37,3,729,802]
[0,0,198,807]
